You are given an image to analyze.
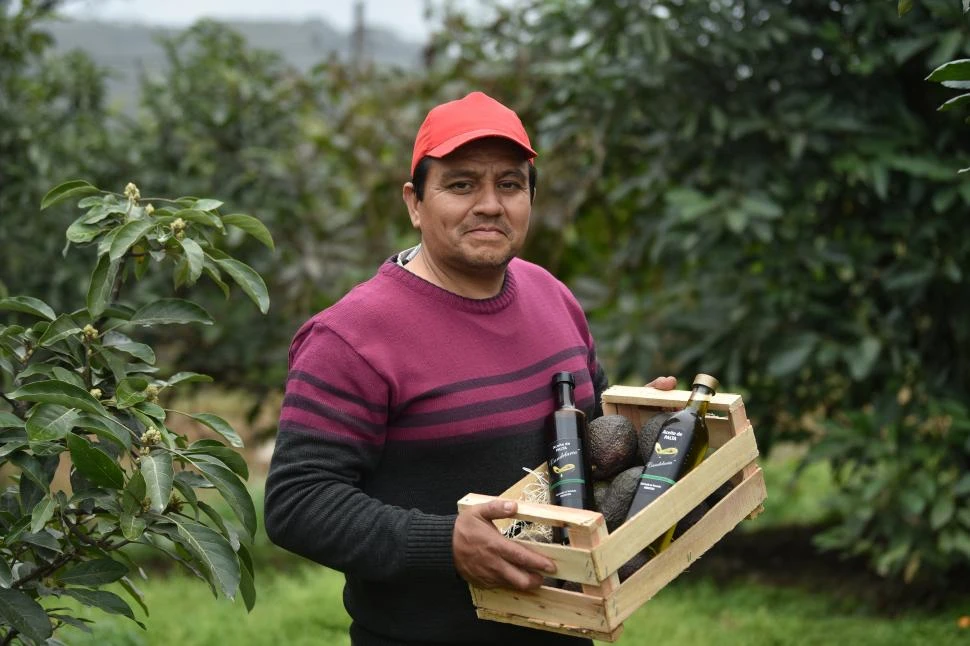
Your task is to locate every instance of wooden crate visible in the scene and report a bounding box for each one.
[457,385,767,642]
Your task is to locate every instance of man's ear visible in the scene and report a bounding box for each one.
[402,182,421,230]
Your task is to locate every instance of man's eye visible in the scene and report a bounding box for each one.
[499,181,524,191]
[449,182,472,191]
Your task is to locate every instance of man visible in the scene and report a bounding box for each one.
[264,91,675,645]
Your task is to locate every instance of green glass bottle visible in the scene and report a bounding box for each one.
[624,373,719,555]
[545,371,594,545]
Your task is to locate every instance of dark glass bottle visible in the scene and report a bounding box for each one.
[624,373,720,555]
[545,371,594,545]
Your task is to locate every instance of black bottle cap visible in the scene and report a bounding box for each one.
[552,371,575,385]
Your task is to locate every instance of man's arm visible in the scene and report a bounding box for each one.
[264,322,556,588]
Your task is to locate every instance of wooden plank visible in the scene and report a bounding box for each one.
[472,584,613,633]
[602,385,743,412]
[459,494,605,529]
[475,608,624,643]
[567,513,619,599]
[592,428,759,579]
[609,467,767,625]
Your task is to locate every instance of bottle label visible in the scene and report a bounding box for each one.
[628,417,695,515]
[548,438,586,503]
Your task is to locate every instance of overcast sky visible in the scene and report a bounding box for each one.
[60,0,444,41]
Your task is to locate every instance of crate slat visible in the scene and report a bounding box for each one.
[462,386,766,641]
[610,466,767,624]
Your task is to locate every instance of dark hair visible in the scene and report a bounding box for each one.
[410,156,537,202]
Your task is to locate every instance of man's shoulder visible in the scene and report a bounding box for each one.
[296,261,398,335]
[509,257,572,296]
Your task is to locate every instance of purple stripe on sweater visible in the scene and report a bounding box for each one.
[281,393,385,436]
[289,370,387,413]
[394,370,593,428]
[392,345,589,416]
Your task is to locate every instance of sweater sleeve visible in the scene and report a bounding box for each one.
[263,322,456,580]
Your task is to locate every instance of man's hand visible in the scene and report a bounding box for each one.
[453,499,556,590]
[645,375,676,390]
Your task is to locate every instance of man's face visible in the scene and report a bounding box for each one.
[404,137,532,278]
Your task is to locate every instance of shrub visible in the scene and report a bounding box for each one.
[0,180,272,644]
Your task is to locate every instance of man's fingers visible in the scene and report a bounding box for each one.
[644,375,676,390]
[474,499,518,522]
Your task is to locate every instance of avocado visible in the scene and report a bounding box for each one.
[593,479,610,513]
[587,414,638,480]
[638,412,672,464]
[673,500,710,539]
[617,550,651,582]
[600,465,643,533]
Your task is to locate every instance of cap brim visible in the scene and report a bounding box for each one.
[426,128,537,160]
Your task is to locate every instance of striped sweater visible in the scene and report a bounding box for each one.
[264,257,605,645]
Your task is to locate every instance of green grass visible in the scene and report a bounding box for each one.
[51,447,970,645]
[55,563,969,646]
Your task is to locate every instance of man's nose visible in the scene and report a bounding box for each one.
[473,185,504,216]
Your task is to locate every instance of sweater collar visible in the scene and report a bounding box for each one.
[380,258,518,314]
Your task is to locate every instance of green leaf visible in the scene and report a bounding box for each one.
[767,334,817,378]
[190,413,244,448]
[66,213,103,244]
[60,588,139,624]
[168,516,241,599]
[223,213,275,250]
[846,337,882,381]
[930,497,955,530]
[37,314,81,347]
[30,496,56,533]
[87,255,121,320]
[75,413,133,449]
[0,296,56,321]
[119,577,149,617]
[198,500,240,550]
[188,447,249,479]
[114,378,148,409]
[101,331,156,364]
[0,411,25,428]
[140,452,173,513]
[190,458,256,538]
[176,208,224,231]
[165,372,213,387]
[51,367,86,389]
[202,260,231,299]
[10,451,52,491]
[41,179,98,210]
[926,58,970,82]
[238,547,256,612]
[120,511,147,541]
[938,92,970,112]
[178,237,205,285]
[193,199,224,212]
[214,258,270,314]
[7,380,108,416]
[67,434,126,489]
[129,299,214,326]
[58,559,129,586]
[0,587,53,642]
[26,404,80,441]
[108,218,158,262]
[897,0,913,16]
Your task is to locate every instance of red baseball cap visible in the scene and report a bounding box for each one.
[410,91,537,177]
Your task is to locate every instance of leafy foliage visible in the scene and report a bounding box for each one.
[3,0,970,584]
[0,180,269,644]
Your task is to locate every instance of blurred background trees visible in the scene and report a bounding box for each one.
[2,0,968,584]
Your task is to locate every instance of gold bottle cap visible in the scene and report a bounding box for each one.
[693,373,720,392]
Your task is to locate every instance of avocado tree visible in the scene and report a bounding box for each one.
[0,180,272,644]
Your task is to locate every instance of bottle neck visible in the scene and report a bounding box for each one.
[555,381,576,409]
[685,384,715,417]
